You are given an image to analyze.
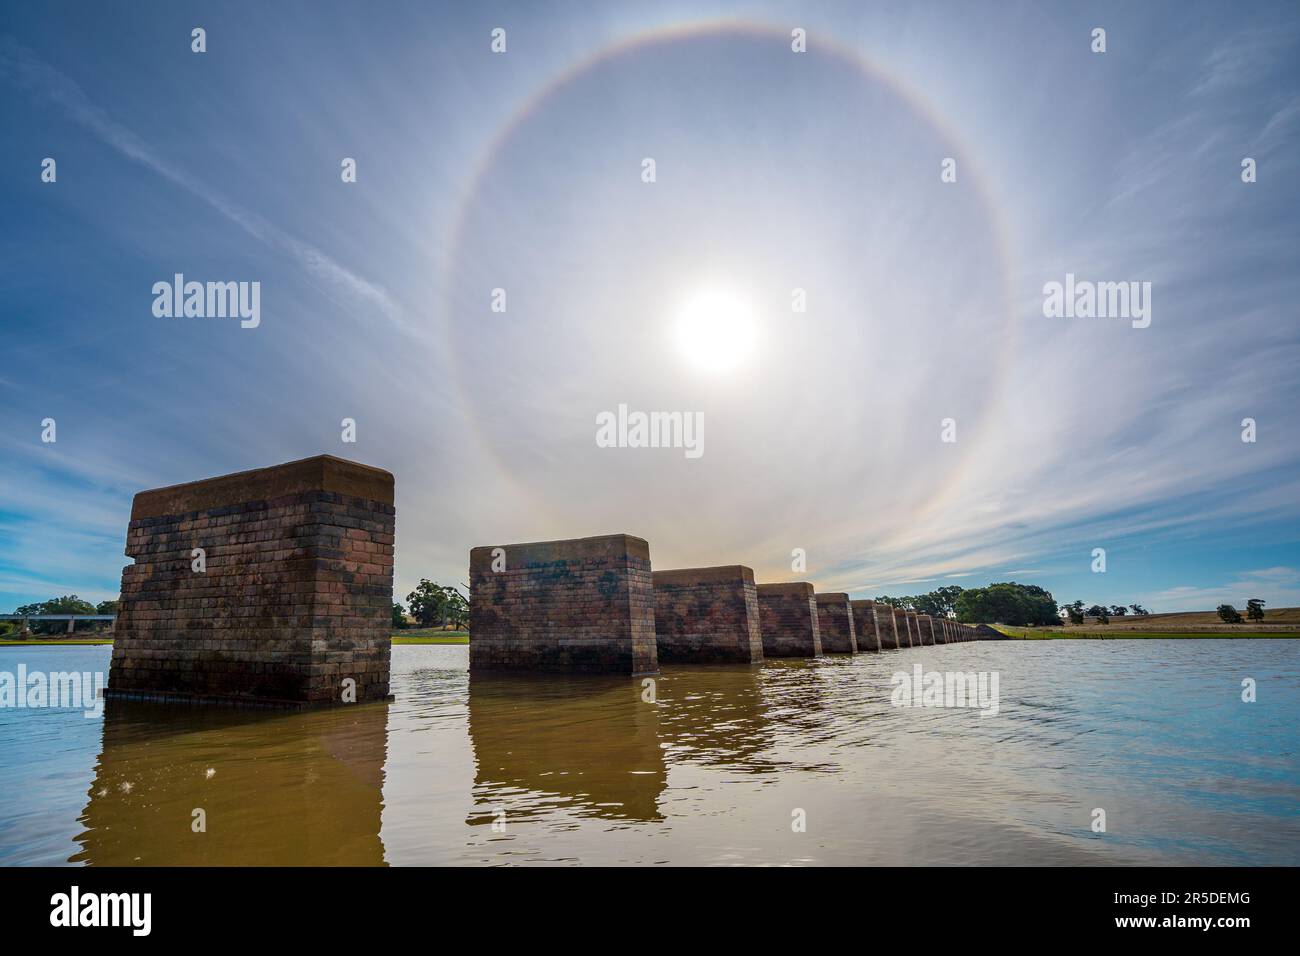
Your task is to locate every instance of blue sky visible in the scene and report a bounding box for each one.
[2,1,1299,614]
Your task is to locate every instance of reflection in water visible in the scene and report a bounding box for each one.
[72,700,390,866]
[465,664,825,824]
[1,640,1296,865]
[468,673,667,822]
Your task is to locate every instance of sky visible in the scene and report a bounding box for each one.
[2,1,1299,615]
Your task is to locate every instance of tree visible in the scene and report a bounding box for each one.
[1128,604,1148,616]
[1084,604,1110,624]
[405,580,469,629]
[909,586,964,618]
[96,600,119,615]
[444,586,470,631]
[1246,598,1265,622]
[1217,604,1243,624]
[391,602,407,629]
[909,592,942,616]
[13,595,96,634]
[933,585,965,617]
[1109,605,1128,616]
[886,585,965,618]
[954,582,1058,626]
[1065,601,1085,625]
[406,579,450,627]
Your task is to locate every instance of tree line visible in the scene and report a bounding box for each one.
[873,584,1176,627]
[874,582,1060,627]
[1059,601,1150,624]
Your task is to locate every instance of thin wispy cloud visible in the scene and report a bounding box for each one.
[0,35,419,339]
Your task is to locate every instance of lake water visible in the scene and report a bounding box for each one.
[1,640,1297,866]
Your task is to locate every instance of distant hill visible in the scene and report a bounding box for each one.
[1077,607,1300,631]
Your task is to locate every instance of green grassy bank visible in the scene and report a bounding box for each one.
[392,629,469,644]
[992,624,1300,640]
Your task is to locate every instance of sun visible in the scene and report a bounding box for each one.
[674,287,758,373]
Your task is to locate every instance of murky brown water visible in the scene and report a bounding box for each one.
[2,642,1298,865]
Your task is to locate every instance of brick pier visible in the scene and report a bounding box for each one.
[469,534,658,675]
[106,455,395,707]
[652,565,764,664]
[878,604,904,649]
[918,614,936,645]
[756,583,821,657]
[814,592,858,653]
[893,608,913,647]
[849,599,883,651]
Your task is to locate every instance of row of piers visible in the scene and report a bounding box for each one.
[470,533,984,675]
[103,459,988,706]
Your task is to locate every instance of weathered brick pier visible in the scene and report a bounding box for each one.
[849,599,882,651]
[892,607,911,646]
[919,614,936,645]
[755,582,822,657]
[469,533,658,675]
[873,604,900,649]
[652,565,764,664]
[106,455,395,707]
[814,592,858,653]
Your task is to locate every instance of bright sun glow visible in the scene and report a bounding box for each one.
[675,287,757,373]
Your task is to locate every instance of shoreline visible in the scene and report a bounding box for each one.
[991,625,1300,640]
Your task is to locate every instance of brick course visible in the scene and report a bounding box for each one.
[107,456,394,707]
[653,565,763,664]
[469,534,657,675]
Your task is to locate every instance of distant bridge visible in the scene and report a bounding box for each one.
[0,614,116,635]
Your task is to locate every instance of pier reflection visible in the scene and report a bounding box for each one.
[71,699,390,865]
[466,663,794,824]
[467,672,667,822]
